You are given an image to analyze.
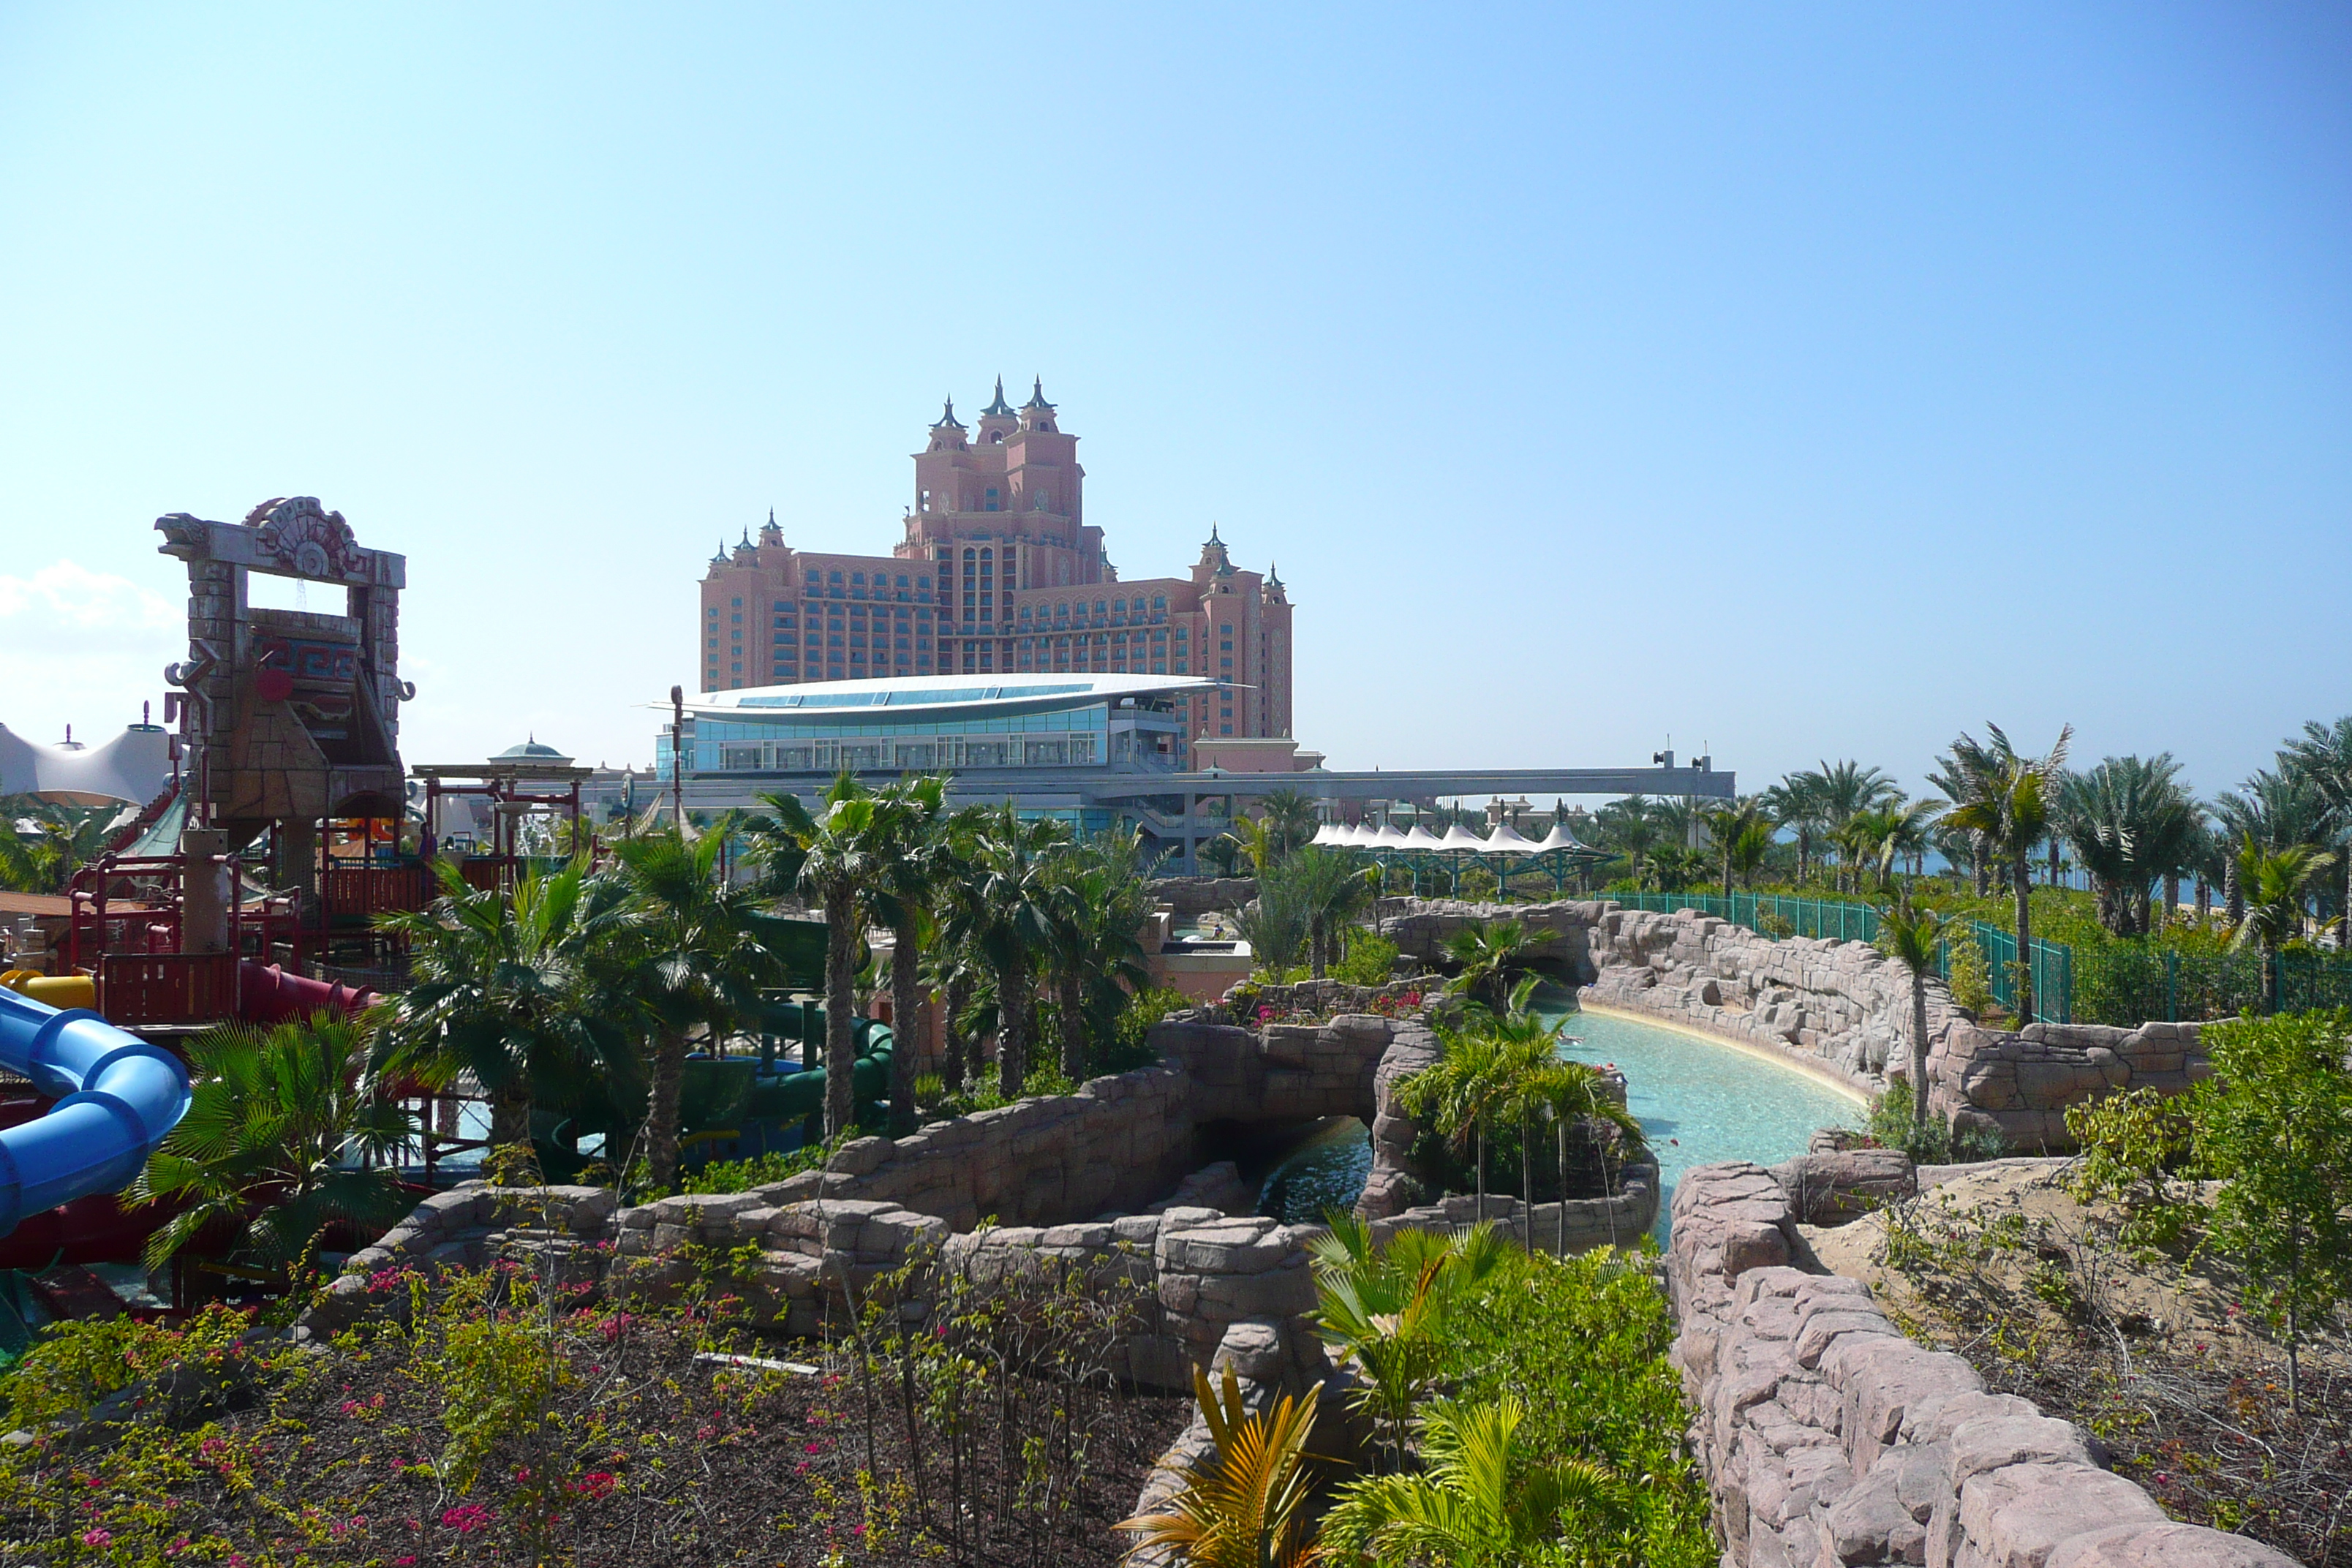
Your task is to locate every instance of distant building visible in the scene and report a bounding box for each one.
[696,380,1293,764]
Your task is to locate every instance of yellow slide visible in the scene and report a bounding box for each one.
[0,970,97,1011]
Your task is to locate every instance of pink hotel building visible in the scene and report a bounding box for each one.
[698,380,1294,758]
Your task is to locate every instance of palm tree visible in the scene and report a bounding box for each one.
[1320,1396,1628,1565]
[1308,1218,1511,1471]
[1237,869,1311,973]
[373,859,638,1149]
[2282,716,2352,934]
[1221,813,1280,876]
[608,821,791,1187]
[950,804,1066,1099]
[2057,755,2203,936]
[752,778,890,1144]
[1874,902,1947,1133]
[1441,919,1539,1009]
[1763,772,1826,886]
[1702,799,1761,899]
[1523,1056,1648,1254]
[1594,796,1660,885]
[1256,787,1322,862]
[0,796,124,894]
[1044,829,1154,1080]
[864,776,949,1134]
[1812,761,1901,890]
[1278,843,1379,978]
[130,1012,418,1286]
[2232,840,2337,1010]
[1843,800,1940,894]
[1115,1365,1324,1568]
[1940,723,2072,1025]
[1395,1019,1555,1226]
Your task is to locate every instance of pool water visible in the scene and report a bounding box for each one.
[1254,1006,1863,1239]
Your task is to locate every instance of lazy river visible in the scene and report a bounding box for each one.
[1254,1003,1864,1240]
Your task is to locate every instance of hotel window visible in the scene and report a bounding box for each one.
[731,613,741,623]
[706,639,717,649]
[731,598,742,607]
[731,661,742,673]
[1220,724,1233,736]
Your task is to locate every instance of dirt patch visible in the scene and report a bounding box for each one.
[1801,1160,2352,1564]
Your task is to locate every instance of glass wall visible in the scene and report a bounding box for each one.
[689,702,1109,772]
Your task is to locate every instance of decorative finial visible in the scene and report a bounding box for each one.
[932,396,963,429]
[1022,375,1055,412]
[981,376,1016,417]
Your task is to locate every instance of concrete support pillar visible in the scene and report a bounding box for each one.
[279,818,319,924]
[179,828,232,954]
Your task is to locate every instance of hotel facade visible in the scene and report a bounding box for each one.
[698,380,1293,764]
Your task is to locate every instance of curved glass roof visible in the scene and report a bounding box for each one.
[685,671,1214,721]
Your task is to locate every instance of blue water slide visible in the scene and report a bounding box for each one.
[0,989,192,1238]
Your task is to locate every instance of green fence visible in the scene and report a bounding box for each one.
[2073,946,2352,1025]
[1594,890,2073,1024]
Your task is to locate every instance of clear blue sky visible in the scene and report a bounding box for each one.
[2,4,2345,806]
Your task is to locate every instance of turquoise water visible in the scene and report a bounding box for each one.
[1550,1007,1863,1241]
[1254,1008,1863,1239]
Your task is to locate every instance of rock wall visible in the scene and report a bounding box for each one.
[1149,876,1259,919]
[1371,898,2212,1152]
[1667,1161,2292,1568]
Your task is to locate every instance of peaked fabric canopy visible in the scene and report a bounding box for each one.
[1311,823,1349,846]
[1438,821,1487,851]
[1480,820,1539,854]
[1401,824,1446,849]
[1369,823,1411,848]
[1534,821,1599,853]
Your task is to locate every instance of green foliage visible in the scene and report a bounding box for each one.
[1115,1367,1324,1568]
[2062,1086,2197,1251]
[0,1305,263,1434]
[0,795,121,894]
[672,1135,840,1196]
[1861,1080,2006,1164]
[1310,1218,1512,1469]
[1441,919,1540,1009]
[127,1011,418,1286]
[2190,1008,2352,1408]
[1944,927,1996,1014]
[1107,984,1190,1070]
[1329,1239,1714,1567]
[1331,929,1402,987]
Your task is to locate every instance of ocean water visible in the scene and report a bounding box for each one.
[1255,1006,1863,1240]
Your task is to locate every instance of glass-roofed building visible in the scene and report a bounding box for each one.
[659,671,1211,837]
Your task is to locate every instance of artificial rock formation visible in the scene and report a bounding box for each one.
[1667,1160,2292,1568]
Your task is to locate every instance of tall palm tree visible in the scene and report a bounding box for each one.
[1703,797,1766,898]
[1255,787,1322,862]
[1396,1019,1554,1226]
[1441,919,1539,1009]
[0,796,125,894]
[1763,773,1825,885]
[1940,723,2072,1025]
[1594,796,1660,886]
[864,775,949,1133]
[130,1012,418,1286]
[373,858,638,1149]
[2282,716,2352,934]
[1844,800,1940,894]
[1221,813,1279,876]
[1874,903,1946,1132]
[1813,761,1901,891]
[949,804,1066,1099]
[1321,1396,1628,1565]
[2232,840,2337,1009]
[608,821,791,1186]
[1044,829,1154,1081]
[751,777,887,1144]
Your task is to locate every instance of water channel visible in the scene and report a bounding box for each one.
[1251,1003,1865,1241]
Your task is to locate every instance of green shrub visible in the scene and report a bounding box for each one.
[1862,1080,2008,1164]
[1331,930,1401,987]
[1944,928,1997,1015]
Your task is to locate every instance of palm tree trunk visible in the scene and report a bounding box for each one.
[823,889,859,1142]
[1556,1120,1569,1256]
[1310,916,1329,979]
[644,1027,686,1191]
[941,972,970,1093]
[487,1081,534,1155]
[1520,1115,1534,1253]
[1972,837,1991,898]
[1474,1127,1486,1226]
[994,954,1027,1100]
[2013,859,2036,1025]
[1796,827,1810,886]
[889,916,922,1135]
[1057,967,1087,1082]
[1911,969,1931,1132]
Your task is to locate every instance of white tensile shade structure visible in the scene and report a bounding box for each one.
[1311,822,1348,846]
[1534,821,1591,853]
[1401,823,1445,850]
[1437,821,1487,851]
[1480,820,1538,854]
[1368,823,1411,848]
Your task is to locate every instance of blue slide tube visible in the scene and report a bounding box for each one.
[0,989,192,1238]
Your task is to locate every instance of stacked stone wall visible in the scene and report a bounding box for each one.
[1667,1160,2292,1567]
[1149,876,1259,919]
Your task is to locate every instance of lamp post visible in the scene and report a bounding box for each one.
[669,685,685,832]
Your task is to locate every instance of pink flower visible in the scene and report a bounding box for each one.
[396,1558,419,1566]
[82,1528,113,1548]
[442,1503,495,1534]
[570,1471,617,1500]
[804,1440,824,1454]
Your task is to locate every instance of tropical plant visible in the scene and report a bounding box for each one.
[607,821,791,1187]
[1520,1055,1648,1253]
[946,804,1067,1099]
[1221,813,1280,876]
[1809,761,1902,891]
[1441,919,1540,1009]
[129,1011,418,1285]
[750,777,889,1144]
[1839,799,1939,893]
[1939,723,2072,1024]
[1645,842,1709,894]
[2282,715,2352,931]
[1237,869,1312,973]
[1115,1365,1325,1568]
[1277,843,1380,978]
[1592,797,1659,886]
[0,796,123,894]
[1319,1395,1629,1567]
[2231,840,2337,1009]
[373,858,638,1147]
[863,774,950,1133]
[1761,773,1825,885]
[2057,755,2204,937]
[1256,787,1322,862]
[1701,798,1766,898]
[1308,1218,1512,1470]
[1044,828,1156,1080]
[1873,902,1947,1134]
[1395,1018,1556,1224]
